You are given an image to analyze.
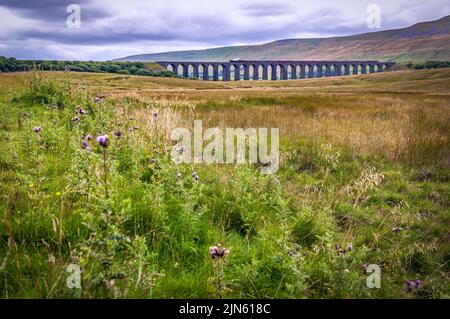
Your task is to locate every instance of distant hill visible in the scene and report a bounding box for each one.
[116,15,450,63]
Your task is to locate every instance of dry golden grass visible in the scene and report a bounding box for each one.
[2,69,449,166]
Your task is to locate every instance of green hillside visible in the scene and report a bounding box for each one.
[116,15,450,63]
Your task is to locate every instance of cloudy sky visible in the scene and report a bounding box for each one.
[0,0,449,60]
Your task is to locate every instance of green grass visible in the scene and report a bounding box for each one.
[0,71,448,299]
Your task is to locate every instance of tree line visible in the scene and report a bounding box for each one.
[0,56,174,77]
[406,61,450,70]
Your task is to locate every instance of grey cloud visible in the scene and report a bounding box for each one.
[0,0,112,22]
[240,2,296,17]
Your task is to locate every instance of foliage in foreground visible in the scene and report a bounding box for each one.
[0,73,448,298]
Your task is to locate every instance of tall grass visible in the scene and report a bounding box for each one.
[0,71,448,299]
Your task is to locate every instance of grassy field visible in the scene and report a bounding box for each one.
[0,69,449,298]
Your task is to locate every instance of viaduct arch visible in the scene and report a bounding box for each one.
[157,60,395,81]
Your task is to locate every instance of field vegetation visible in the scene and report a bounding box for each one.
[0,69,449,298]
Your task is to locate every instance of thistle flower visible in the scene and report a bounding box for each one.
[362,264,368,274]
[86,134,93,140]
[82,140,91,153]
[152,111,158,119]
[192,171,199,181]
[114,130,122,138]
[209,243,229,260]
[93,94,105,103]
[348,244,353,251]
[392,227,402,233]
[96,135,109,148]
[175,145,186,155]
[404,279,422,292]
[71,116,80,122]
[33,126,42,133]
[335,244,347,255]
[77,107,87,115]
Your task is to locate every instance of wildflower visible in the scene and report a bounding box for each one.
[150,158,157,164]
[348,244,353,251]
[33,126,42,133]
[152,111,158,119]
[295,244,301,252]
[209,243,229,260]
[55,192,61,197]
[96,135,109,148]
[72,116,80,122]
[93,94,105,103]
[114,130,122,138]
[86,134,93,140]
[77,107,87,115]
[392,227,402,233]
[362,264,368,274]
[192,171,199,181]
[335,244,348,255]
[175,145,185,155]
[82,140,91,153]
[404,279,422,292]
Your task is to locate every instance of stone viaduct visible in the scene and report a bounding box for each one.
[157,60,395,81]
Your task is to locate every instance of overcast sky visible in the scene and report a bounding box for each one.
[0,0,449,60]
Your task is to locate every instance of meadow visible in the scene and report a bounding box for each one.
[0,69,449,298]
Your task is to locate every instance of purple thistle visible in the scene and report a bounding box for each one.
[362,264,368,274]
[71,116,80,122]
[78,108,87,115]
[209,243,229,259]
[152,111,158,119]
[86,134,93,141]
[96,135,109,148]
[33,126,42,133]
[82,141,91,153]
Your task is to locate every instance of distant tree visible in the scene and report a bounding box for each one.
[135,69,152,76]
